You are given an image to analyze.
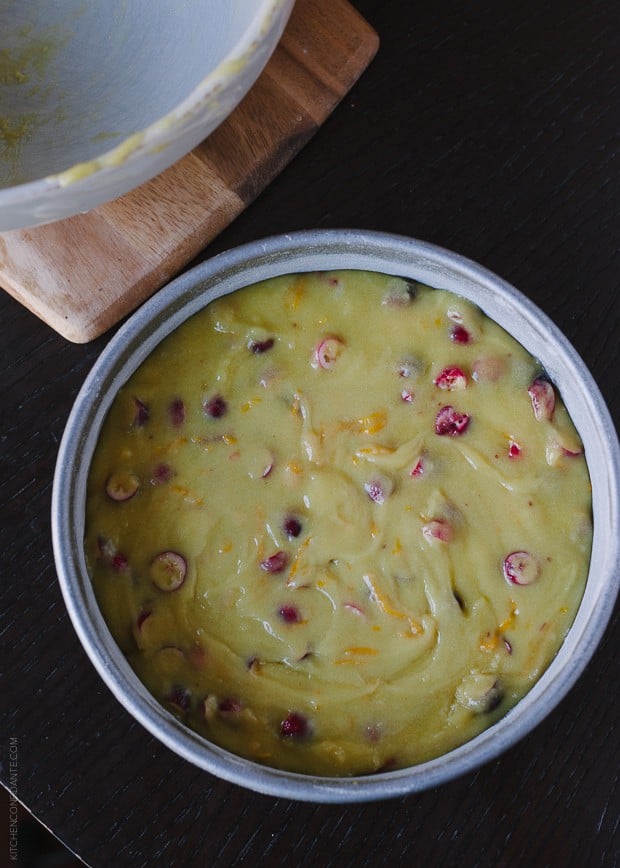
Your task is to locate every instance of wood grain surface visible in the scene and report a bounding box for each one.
[0,0,378,343]
[1,1,619,867]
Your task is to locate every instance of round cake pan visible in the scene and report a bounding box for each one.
[51,230,620,802]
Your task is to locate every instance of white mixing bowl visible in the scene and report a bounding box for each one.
[0,0,294,230]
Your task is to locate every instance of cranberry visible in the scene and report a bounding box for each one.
[135,610,151,632]
[218,697,243,714]
[278,604,302,624]
[280,712,310,738]
[204,394,227,418]
[250,337,275,354]
[97,535,128,571]
[105,471,140,501]
[422,519,453,542]
[527,377,555,421]
[410,458,424,477]
[169,398,185,427]
[364,475,394,504]
[435,405,470,435]
[150,551,187,591]
[152,462,173,484]
[450,324,471,344]
[282,515,302,538]
[545,435,584,466]
[111,552,129,572]
[133,397,149,427]
[401,388,414,403]
[508,440,522,458]
[433,366,467,391]
[314,336,345,369]
[503,550,540,585]
[165,686,191,714]
[260,550,289,573]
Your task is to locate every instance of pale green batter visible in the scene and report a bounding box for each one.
[85,271,592,775]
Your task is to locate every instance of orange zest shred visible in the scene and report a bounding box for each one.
[344,646,379,655]
[284,278,305,310]
[337,411,388,436]
[363,574,423,635]
[355,444,395,458]
[286,536,313,586]
[241,397,262,413]
[335,647,379,665]
[480,601,519,652]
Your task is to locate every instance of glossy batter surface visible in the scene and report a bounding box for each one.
[85,271,592,775]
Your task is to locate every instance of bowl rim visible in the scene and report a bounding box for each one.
[51,229,620,802]
[0,0,292,209]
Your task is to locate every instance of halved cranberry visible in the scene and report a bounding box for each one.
[250,337,275,354]
[204,394,228,418]
[528,377,555,421]
[165,686,191,714]
[105,471,140,501]
[422,519,453,542]
[435,405,470,435]
[364,475,394,504]
[169,398,185,427]
[433,366,467,390]
[135,610,152,632]
[508,439,522,458]
[280,712,310,738]
[410,458,424,477]
[282,515,302,538]
[97,535,129,572]
[218,697,243,715]
[260,550,289,573]
[278,604,302,624]
[450,324,472,344]
[111,552,129,572]
[314,336,345,369]
[151,462,174,484]
[503,550,540,585]
[546,433,584,466]
[150,551,187,591]
[133,397,149,427]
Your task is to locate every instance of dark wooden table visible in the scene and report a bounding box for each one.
[2,1,618,865]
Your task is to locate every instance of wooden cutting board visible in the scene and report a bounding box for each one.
[0,0,378,342]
